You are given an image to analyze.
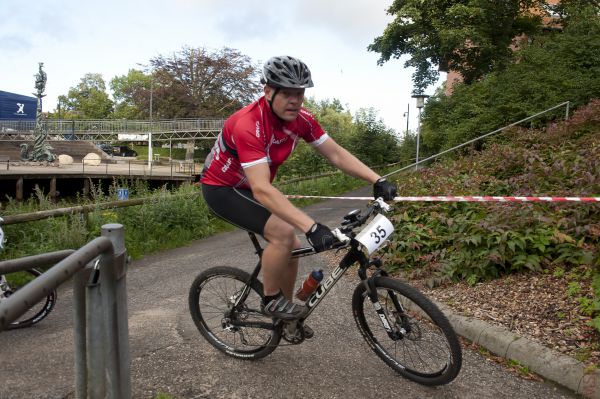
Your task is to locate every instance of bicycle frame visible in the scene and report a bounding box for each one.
[230,230,403,340]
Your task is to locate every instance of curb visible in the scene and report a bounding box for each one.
[433,301,600,398]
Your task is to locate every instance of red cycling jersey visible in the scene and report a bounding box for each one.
[201,96,329,189]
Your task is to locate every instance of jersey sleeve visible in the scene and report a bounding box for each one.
[297,108,329,147]
[230,119,269,169]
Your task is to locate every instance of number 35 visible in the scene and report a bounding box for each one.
[370,225,387,244]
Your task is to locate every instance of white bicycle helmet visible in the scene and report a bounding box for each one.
[260,56,314,89]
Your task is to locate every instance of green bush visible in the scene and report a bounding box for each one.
[382,100,600,331]
[1,183,225,260]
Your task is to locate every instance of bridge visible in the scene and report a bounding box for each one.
[0,118,224,142]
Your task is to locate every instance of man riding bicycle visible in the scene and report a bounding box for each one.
[200,55,397,327]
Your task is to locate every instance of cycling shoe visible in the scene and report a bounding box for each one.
[262,293,307,321]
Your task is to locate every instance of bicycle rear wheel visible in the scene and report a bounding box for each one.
[352,276,462,386]
[1,269,56,330]
[188,266,281,360]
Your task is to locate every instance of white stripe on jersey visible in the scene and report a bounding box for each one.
[241,157,269,168]
[309,133,330,147]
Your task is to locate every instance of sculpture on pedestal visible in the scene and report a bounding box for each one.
[20,62,56,162]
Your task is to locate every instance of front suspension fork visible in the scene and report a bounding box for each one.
[359,258,407,340]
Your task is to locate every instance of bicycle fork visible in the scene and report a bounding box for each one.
[360,259,409,341]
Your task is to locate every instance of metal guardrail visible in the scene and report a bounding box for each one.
[0,224,131,398]
[382,101,571,178]
[0,118,225,142]
[1,158,201,178]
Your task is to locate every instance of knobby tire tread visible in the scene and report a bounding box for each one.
[352,276,462,386]
[188,266,280,360]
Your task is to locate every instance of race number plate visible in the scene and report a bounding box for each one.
[355,213,394,254]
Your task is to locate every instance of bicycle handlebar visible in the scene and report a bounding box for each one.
[331,197,392,245]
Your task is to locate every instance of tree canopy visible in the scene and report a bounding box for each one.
[61,73,113,119]
[110,69,152,119]
[368,0,546,93]
[416,5,600,155]
[147,46,262,119]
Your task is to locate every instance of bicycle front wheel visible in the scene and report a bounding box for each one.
[2,269,56,330]
[188,266,280,360]
[352,276,462,386]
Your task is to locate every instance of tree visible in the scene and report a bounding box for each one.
[348,108,400,166]
[148,46,262,118]
[278,98,356,178]
[62,73,113,119]
[303,97,354,146]
[417,4,600,154]
[110,69,152,119]
[368,0,545,93]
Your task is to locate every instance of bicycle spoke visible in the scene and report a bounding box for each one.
[353,276,461,385]
[189,267,280,359]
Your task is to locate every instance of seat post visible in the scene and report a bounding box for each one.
[247,232,263,256]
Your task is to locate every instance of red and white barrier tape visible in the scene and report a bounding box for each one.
[286,195,600,203]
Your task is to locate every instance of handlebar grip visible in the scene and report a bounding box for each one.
[332,228,350,244]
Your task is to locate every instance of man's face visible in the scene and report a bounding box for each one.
[265,86,305,122]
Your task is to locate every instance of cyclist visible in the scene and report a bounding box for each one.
[200,55,397,325]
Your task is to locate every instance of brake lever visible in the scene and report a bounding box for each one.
[332,228,351,244]
[374,197,392,213]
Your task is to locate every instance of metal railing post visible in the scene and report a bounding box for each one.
[86,264,106,399]
[73,265,92,399]
[100,223,130,399]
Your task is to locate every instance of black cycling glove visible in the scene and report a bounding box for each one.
[306,222,336,252]
[373,177,397,201]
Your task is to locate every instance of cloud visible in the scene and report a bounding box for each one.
[0,35,33,52]
[293,0,393,44]
[0,3,74,54]
[211,0,393,47]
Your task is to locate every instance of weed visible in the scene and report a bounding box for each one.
[508,359,532,376]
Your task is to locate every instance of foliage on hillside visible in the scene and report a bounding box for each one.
[383,100,600,330]
[398,5,600,163]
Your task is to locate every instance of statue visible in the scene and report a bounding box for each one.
[34,62,47,95]
[29,62,56,162]
[20,142,56,162]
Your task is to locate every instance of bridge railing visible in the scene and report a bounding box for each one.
[0,118,225,134]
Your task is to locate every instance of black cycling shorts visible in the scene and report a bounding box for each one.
[202,184,271,236]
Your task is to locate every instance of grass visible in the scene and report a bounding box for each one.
[0,171,371,262]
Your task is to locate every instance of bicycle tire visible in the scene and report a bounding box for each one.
[188,266,281,360]
[352,276,462,386]
[2,269,56,330]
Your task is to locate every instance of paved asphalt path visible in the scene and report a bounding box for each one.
[0,187,577,399]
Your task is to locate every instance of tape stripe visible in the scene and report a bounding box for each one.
[285,195,600,202]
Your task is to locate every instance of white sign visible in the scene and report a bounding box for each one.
[355,213,395,254]
[118,133,149,141]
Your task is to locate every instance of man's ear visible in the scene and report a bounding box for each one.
[264,85,273,101]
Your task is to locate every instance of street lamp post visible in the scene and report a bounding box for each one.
[57,98,62,137]
[402,104,409,136]
[411,94,429,170]
[148,77,153,168]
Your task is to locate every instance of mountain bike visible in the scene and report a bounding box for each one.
[188,198,462,386]
[0,218,56,329]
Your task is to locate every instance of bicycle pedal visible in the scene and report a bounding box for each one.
[281,321,304,344]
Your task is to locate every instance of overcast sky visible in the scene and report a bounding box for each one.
[0,0,445,135]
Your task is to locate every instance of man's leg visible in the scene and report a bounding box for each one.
[262,214,301,299]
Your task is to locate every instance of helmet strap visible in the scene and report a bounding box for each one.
[267,87,285,122]
[267,87,280,109]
